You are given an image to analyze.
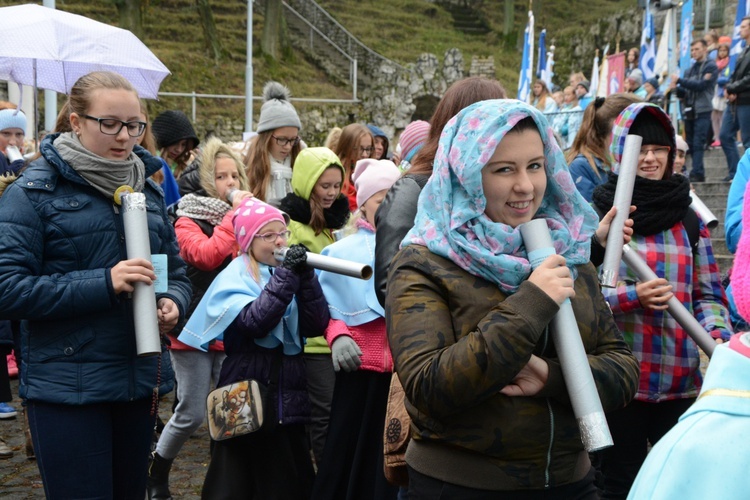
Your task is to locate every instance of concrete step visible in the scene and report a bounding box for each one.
[712,238,730,256]
[692,181,730,197]
[715,255,734,274]
[693,193,731,211]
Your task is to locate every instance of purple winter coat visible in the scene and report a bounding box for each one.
[218,265,329,425]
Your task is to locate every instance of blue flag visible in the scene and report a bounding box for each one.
[640,1,656,79]
[679,0,693,76]
[517,11,534,102]
[537,29,546,80]
[730,0,750,72]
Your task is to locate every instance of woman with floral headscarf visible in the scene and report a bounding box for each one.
[385,99,639,497]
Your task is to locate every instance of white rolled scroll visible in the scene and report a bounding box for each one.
[121,192,161,357]
[621,245,716,357]
[520,219,613,452]
[689,192,718,229]
[600,134,642,288]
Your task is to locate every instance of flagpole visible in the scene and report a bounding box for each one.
[669,7,679,131]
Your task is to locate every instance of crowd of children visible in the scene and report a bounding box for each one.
[0,70,743,500]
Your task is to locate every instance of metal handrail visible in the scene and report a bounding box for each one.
[282,4,355,65]
[157,91,360,123]
[284,0,405,71]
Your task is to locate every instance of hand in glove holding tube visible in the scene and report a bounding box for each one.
[331,336,363,372]
[280,244,309,274]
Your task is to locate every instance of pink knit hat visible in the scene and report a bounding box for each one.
[398,120,430,163]
[232,198,290,253]
[733,181,750,321]
[352,158,401,208]
[675,135,689,152]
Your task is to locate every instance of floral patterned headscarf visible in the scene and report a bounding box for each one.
[402,99,598,294]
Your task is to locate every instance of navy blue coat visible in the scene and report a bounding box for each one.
[220,266,329,425]
[0,134,191,405]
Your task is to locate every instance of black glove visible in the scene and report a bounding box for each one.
[281,244,309,274]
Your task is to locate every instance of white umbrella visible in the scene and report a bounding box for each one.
[0,4,170,99]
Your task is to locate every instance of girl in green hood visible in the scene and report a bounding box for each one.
[278,146,350,466]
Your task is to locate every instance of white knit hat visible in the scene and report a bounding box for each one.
[256,82,302,133]
[352,158,400,207]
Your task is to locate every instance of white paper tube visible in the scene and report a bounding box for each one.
[621,245,716,357]
[600,134,642,288]
[5,145,23,163]
[689,192,718,229]
[520,219,613,452]
[121,193,161,357]
[274,247,372,280]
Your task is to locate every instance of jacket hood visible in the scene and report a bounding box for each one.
[291,147,345,200]
[610,103,676,175]
[177,158,206,197]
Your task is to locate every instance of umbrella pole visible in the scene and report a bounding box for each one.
[33,59,39,152]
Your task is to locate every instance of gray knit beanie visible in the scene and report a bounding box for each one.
[256,82,301,133]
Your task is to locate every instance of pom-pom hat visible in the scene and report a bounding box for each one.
[256,82,301,134]
[233,198,290,254]
[352,159,401,208]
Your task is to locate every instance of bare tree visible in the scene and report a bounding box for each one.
[262,0,290,60]
[504,0,514,36]
[196,0,224,63]
[113,0,144,40]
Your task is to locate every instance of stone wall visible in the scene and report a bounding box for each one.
[470,56,495,78]
[358,48,464,140]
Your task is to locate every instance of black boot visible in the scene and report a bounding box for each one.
[147,452,174,500]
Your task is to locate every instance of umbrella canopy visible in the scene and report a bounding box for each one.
[0,4,170,99]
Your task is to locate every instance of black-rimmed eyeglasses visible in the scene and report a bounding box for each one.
[271,135,301,147]
[82,114,147,137]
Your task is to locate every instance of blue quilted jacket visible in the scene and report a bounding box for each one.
[0,134,191,405]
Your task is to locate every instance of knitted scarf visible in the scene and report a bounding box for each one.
[54,132,145,200]
[592,173,692,236]
[277,192,350,230]
[175,193,231,227]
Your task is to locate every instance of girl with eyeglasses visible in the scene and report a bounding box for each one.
[332,123,375,212]
[566,93,641,202]
[591,103,732,498]
[148,137,254,499]
[0,71,191,498]
[278,147,351,469]
[244,82,303,205]
[177,197,328,499]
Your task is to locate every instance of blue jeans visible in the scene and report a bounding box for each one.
[685,112,712,178]
[28,398,153,499]
[720,104,750,177]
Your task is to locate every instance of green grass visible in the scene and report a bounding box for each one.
[0,0,632,125]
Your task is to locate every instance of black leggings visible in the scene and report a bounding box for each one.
[599,398,695,499]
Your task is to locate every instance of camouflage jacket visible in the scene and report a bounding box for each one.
[385,245,639,491]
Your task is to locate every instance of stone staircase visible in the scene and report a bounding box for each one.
[687,147,735,275]
[275,0,405,88]
[441,1,492,35]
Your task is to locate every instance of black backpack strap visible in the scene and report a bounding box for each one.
[682,208,701,255]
